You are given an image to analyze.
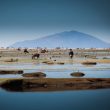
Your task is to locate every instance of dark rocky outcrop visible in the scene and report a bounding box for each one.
[0,70,23,74]
[57,62,65,65]
[82,61,97,65]
[42,61,54,65]
[42,61,48,63]
[0,79,23,91]
[71,72,85,77]
[46,62,54,65]
[1,78,110,92]
[22,72,46,78]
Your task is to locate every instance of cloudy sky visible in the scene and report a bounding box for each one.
[0,0,110,47]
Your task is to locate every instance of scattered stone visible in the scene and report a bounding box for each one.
[82,61,97,65]
[70,72,85,77]
[46,62,54,65]
[42,61,49,63]
[57,62,65,65]
[22,72,46,78]
[42,61,54,64]
[0,70,23,74]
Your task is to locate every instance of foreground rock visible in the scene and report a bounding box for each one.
[1,78,110,92]
[22,72,46,78]
[71,72,85,77]
[0,70,23,74]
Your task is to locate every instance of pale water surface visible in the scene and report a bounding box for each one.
[0,63,110,78]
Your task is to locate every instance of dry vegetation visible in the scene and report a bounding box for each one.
[0,48,110,64]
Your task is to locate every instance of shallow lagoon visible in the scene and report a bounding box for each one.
[0,63,110,78]
[0,62,110,110]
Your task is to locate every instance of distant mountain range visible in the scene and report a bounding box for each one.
[10,31,110,48]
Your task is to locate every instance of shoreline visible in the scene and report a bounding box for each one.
[0,57,110,64]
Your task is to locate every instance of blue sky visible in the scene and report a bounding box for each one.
[0,0,110,47]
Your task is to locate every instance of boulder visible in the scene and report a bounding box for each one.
[70,72,85,77]
[0,70,23,74]
[42,61,48,63]
[57,62,65,65]
[82,61,97,65]
[22,72,46,78]
[42,61,54,65]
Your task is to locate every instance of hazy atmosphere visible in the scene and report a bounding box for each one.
[0,0,110,47]
[0,1,110,110]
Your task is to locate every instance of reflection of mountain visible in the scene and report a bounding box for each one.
[10,31,110,48]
